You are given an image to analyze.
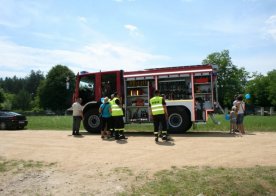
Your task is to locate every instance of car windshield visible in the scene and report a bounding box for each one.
[0,111,20,116]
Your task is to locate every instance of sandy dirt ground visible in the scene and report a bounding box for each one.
[0,130,276,195]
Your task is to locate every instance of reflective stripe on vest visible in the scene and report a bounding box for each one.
[150,96,165,115]
[111,98,123,116]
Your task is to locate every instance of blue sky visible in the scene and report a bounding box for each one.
[0,0,276,78]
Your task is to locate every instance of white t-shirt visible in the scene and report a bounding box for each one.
[234,101,245,114]
[72,102,83,116]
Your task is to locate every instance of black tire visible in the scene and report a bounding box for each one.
[167,107,192,133]
[0,122,6,130]
[18,126,25,130]
[83,109,101,133]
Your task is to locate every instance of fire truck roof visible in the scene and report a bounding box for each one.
[124,64,216,78]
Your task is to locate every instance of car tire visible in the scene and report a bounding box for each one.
[18,126,25,130]
[0,122,6,130]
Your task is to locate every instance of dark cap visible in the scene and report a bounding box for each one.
[154,90,160,95]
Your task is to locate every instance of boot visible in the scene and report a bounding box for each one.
[119,131,128,139]
[154,134,159,142]
[115,131,120,140]
[162,134,168,141]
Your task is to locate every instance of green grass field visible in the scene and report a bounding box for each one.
[26,115,276,132]
[120,166,276,196]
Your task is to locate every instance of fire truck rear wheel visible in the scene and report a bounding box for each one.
[167,107,192,133]
[83,110,101,133]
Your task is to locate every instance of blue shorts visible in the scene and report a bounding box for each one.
[236,114,244,125]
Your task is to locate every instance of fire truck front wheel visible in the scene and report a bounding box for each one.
[167,107,192,133]
[83,110,101,133]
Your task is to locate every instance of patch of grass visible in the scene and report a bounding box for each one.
[27,116,84,130]
[113,167,134,176]
[0,156,56,173]
[195,115,276,132]
[25,115,276,132]
[120,166,276,196]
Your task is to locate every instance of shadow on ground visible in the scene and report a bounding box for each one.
[78,131,256,138]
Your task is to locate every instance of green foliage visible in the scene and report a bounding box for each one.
[0,70,45,110]
[245,73,271,107]
[1,93,14,110]
[202,50,249,107]
[25,70,45,98]
[0,88,5,105]
[12,89,32,110]
[245,70,276,107]
[38,65,75,113]
[1,76,26,94]
[121,166,276,196]
[267,70,276,106]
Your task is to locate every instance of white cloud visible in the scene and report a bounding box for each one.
[124,24,143,38]
[0,38,169,78]
[78,16,87,23]
[264,15,276,41]
[233,53,276,75]
[0,0,44,29]
[125,24,137,32]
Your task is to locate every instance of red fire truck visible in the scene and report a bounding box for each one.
[73,64,218,133]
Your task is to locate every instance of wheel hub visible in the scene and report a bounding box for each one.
[168,113,183,128]
[88,115,100,128]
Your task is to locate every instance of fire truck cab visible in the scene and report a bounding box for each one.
[73,64,218,133]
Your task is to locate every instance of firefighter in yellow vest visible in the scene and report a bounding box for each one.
[109,93,115,137]
[149,90,169,142]
[110,92,127,140]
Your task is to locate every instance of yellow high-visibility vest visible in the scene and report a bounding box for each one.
[110,98,123,116]
[150,96,165,115]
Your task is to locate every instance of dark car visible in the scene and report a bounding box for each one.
[0,111,28,130]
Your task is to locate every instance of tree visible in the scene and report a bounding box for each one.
[0,88,5,109]
[39,65,75,113]
[245,70,276,107]
[267,70,276,106]
[202,50,249,107]
[1,93,13,110]
[2,76,25,94]
[12,89,32,110]
[25,70,45,98]
[245,73,270,107]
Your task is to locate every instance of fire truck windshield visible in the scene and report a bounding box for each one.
[79,75,95,104]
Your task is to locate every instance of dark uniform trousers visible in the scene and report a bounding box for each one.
[153,114,167,136]
[72,116,82,135]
